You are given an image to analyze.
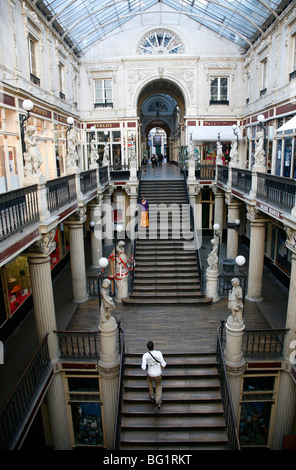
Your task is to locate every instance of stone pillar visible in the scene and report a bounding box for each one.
[66,207,88,303]
[283,228,296,359]
[224,315,246,422]
[98,316,120,450]
[246,205,266,302]
[271,370,296,449]
[213,188,224,242]
[46,370,72,449]
[88,196,103,268]
[26,232,72,449]
[26,231,58,358]
[226,195,241,259]
[102,188,114,246]
[125,183,139,241]
[187,158,196,182]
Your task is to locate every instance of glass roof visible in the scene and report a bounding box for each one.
[34,0,291,55]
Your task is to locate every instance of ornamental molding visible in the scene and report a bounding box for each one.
[22,4,44,33]
[285,226,296,254]
[27,229,56,256]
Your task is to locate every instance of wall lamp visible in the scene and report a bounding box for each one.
[20,99,34,153]
[90,220,95,232]
[226,219,240,230]
[235,255,247,302]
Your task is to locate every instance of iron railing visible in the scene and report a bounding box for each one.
[46,174,76,212]
[243,328,288,358]
[0,335,52,450]
[80,169,97,194]
[113,324,125,450]
[217,164,229,185]
[99,166,109,186]
[110,165,130,180]
[0,185,39,241]
[216,322,241,450]
[231,168,252,193]
[55,330,101,359]
[256,172,296,212]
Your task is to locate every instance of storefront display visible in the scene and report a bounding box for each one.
[239,375,276,448]
[67,376,104,447]
[4,256,31,316]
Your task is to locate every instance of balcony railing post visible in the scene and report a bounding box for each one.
[24,176,50,222]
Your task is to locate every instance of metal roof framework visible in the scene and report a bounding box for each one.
[32,0,291,55]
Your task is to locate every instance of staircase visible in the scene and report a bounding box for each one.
[119,352,229,450]
[122,180,212,305]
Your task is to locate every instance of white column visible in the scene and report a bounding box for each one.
[246,207,266,302]
[89,197,103,268]
[283,229,296,359]
[214,188,224,242]
[99,316,120,449]
[46,372,72,449]
[66,208,88,303]
[226,199,241,259]
[102,189,114,246]
[27,233,72,449]
[26,232,58,360]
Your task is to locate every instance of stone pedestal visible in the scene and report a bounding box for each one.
[188,159,196,182]
[116,277,128,302]
[206,268,219,302]
[23,175,50,222]
[129,159,138,182]
[224,315,246,421]
[99,317,120,449]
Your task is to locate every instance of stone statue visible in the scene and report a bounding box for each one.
[207,238,218,271]
[115,241,129,301]
[100,278,115,322]
[229,139,239,168]
[67,131,79,169]
[90,138,99,165]
[216,141,223,165]
[103,141,109,164]
[254,131,265,167]
[24,125,43,177]
[228,278,243,322]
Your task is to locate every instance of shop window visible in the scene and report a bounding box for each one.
[67,376,103,447]
[239,375,277,448]
[4,256,31,316]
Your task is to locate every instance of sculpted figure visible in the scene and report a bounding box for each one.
[24,125,43,176]
[116,241,128,278]
[90,138,99,164]
[100,278,115,322]
[228,278,243,322]
[216,141,223,165]
[229,139,239,167]
[103,142,109,163]
[67,132,79,168]
[207,239,218,271]
[254,131,265,166]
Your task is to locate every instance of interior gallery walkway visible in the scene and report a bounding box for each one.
[0,163,288,409]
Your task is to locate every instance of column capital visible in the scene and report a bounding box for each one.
[246,203,267,223]
[65,206,87,226]
[225,192,241,207]
[26,229,56,258]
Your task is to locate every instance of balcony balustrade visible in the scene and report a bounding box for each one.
[0,185,39,241]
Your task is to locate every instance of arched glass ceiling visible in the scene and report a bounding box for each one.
[33,0,292,55]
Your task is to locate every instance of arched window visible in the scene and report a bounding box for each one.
[137,29,185,55]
